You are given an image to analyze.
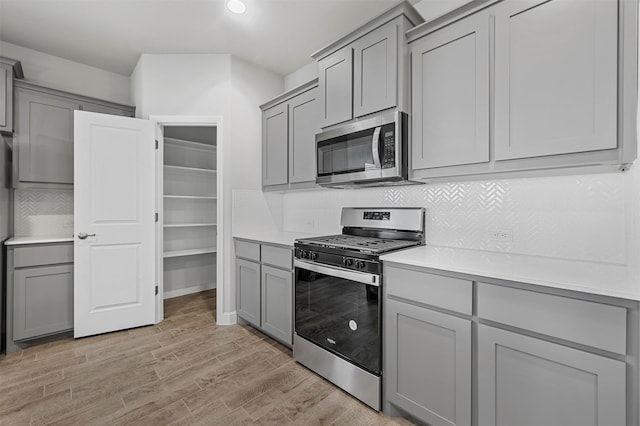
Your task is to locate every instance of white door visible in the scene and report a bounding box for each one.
[74,111,156,338]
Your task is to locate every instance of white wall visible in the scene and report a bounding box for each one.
[0,41,131,105]
[284,61,318,91]
[131,53,284,323]
[413,0,473,22]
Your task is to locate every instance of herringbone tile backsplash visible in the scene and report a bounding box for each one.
[283,171,635,265]
[14,189,74,236]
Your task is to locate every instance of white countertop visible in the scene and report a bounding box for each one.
[233,231,322,247]
[381,246,640,301]
[5,235,74,246]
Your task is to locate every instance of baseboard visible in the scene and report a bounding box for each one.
[217,311,237,326]
[163,282,216,299]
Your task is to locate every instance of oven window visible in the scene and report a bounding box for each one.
[294,267,381,374]
[317,128,377,176]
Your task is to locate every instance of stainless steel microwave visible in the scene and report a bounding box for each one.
[315,111,418,188]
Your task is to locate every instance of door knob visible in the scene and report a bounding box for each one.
[77,232,96,240]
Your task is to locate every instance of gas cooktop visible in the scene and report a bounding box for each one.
[296,234,420,254]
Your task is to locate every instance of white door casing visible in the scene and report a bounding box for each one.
[74,111,156,338]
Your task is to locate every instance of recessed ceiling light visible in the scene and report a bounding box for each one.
[227,0,246,14]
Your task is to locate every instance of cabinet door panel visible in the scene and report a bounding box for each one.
[0,66,9,131]
[353,24,398,118]
[17,90,78,185]
[412,13,489,170]
[13,264,74,340]
[261,265,292,345]
[494,0,618,160]
[318,46,353,127]
[289,88,319,184]
[262,103,288,187]
[236,258,261,327]
[478,325,625,426]
[386,299,471,426]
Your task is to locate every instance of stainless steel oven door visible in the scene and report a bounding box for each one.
[294,259,382,375]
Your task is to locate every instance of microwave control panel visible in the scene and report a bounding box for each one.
[382,130,395,169]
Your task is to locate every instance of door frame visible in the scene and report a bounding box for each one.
[150,115,225,325]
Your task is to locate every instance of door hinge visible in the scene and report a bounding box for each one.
[155,212,159,222]
[155,140,159,150]
[155,285,158,295]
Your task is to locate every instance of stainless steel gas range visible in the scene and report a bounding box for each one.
[293,207,425,410]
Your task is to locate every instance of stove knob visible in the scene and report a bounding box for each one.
[345,258,354,267]
[311,252,318,260]
[356,260,365,269]
[301,250,309,259]
[342,257,348,266]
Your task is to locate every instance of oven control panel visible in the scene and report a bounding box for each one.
[294,246,380,274]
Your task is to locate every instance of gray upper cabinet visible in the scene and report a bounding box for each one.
[478,324,626,426]
[16,88,78,186]
[312,2,424,128]
[0,57,23,134]
[318,46,353,128]
[261,80,320,191]
[288,87,319,185]
[353,23,398,119]
[494,0,618,160]
[262,102,289,187]
[13,80,135,189]
[407,0,638,180]
[411,12,489,171]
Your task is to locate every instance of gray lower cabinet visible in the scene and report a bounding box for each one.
[235,239,293,346]
[13,80,135,189]
[477,324,626,426]
[383,262,636,426]
[261,265,293,345]
[260,80,319,191]
[385,298,471,426]
[6,242,74,351]
[13,263,74,341]
[236,258,261,327]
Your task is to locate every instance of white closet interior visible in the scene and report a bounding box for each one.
[162,126,217,298]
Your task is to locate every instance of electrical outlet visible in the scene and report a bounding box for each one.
[490,228,513,242]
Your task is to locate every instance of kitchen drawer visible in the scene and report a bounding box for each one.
[13,243,74,268]
[385,265,472,315]
[477,282,627,354]
[261,245,292,270]
[235,240,260,262]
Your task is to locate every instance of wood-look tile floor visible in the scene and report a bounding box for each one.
[0,290,416,425]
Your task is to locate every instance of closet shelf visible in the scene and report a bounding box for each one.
[164,137,216,151]
[164,223,217,228]
[164,164,217,173]
[163,195,217,200]
[163,248,217,258]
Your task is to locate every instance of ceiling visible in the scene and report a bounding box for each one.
[0,0,420,77]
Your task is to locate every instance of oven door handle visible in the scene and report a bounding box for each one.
[294,259,380,287]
